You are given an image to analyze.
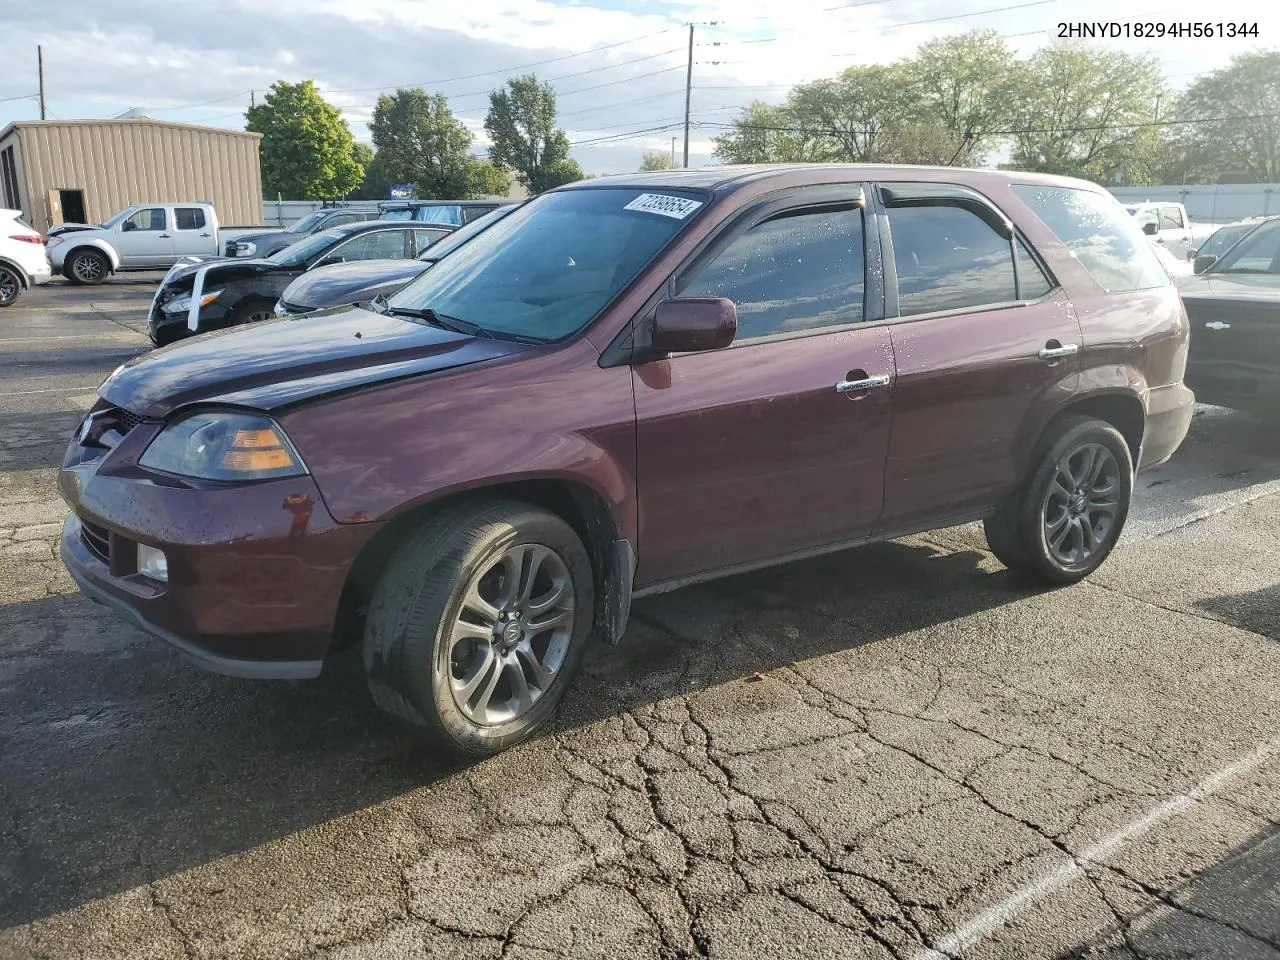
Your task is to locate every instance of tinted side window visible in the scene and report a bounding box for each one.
[174,207,206,230]
[1016,238,1053,299]
[125,208,166,231]
[324,213,358,228]
[1217,219,1280,274]
[885,204,1016,316]
[413,228,451,254]
[1160,206,1184,229]
[1012,185,1167,292]
[678,207,865,340]
[336,230,409,261]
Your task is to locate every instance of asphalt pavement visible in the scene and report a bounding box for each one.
[0,277,1276,960]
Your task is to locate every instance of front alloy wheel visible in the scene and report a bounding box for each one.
[363,500,594,755]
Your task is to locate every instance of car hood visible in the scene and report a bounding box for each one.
[1178,272,1280,301]
[234,230,293,245]
[163,256,288,291]
[284,259,427,308]
[48,222,99,235]
[100,303,528,417]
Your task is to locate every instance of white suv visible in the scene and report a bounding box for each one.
[0,209,51,307]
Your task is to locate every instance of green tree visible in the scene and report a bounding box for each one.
[639,150,675,171]
[1176,51,1280,182]
[466,157,511,196]
[713,101,828,164]
[484,75,582,192]
[909,30,1018,164]
[246,81,362,199]
[1008,44,1165,181]
[369,89,475,198]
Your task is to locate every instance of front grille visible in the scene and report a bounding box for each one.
[115,408,144,435]
[80,519,111,564]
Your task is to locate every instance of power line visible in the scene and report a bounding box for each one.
[148,90,253,112]
[0,93,38,103]
[569,122,685,146]
[844,0,1063,32]
[319,28,676,94]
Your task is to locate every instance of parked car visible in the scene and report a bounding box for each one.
[146,220,455,345]
[1181,215,1280,413]
[377,199,511,225]
[45,203,262,284]
[274,206,516,316]
[1123,201,1214,260]
[59,166,1193,755]
[1188,216,1270,271]
[224,208,379,259]
[0,209,52,306]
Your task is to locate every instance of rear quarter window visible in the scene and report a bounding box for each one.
[1012,185,1168,293]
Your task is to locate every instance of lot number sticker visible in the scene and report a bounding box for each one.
[624,193,703,220]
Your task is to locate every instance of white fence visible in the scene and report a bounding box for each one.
[1108,184,1280,225]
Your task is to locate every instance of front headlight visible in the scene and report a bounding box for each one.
[139,411,307,481]
[235,242,256,256]
[46,236,64,248]
[162,289,222,314]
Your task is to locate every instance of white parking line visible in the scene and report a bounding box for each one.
[914,736,1280,959]
[0,333,144,344]
[0,386,101,398]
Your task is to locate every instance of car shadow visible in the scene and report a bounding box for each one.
[1196,584,1280,643]
[1052,824,1280,958]
[0,536,1035,929]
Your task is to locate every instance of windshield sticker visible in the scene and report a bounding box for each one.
[623,194,703,220]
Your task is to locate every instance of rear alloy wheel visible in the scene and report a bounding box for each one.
[66,249,108,285]
[0,265,20,306]
[984,415,1133,584]
[363,500,594,756]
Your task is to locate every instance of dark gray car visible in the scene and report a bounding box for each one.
[226,208,378,259]
[274,206,516,316]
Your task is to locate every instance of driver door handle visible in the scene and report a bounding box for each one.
[158,233,171,238]
[835,373,891,393]
[1038,342,1079,360]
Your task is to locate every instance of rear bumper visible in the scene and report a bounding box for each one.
[29,260,52,285]
[1140,382,1195,470]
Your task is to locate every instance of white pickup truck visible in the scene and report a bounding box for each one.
[1123,201,1217,261]
[44,202,267,285]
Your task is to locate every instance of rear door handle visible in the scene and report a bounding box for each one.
[1038,343,1079,360]
[158,233,171,238]
[1204,321,1230,330]
[835,373,891,393]
[199,232,211,237]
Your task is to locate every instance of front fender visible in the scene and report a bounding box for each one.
[51,237,121,271]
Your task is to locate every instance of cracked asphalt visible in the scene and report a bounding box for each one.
[0,279,1277,960]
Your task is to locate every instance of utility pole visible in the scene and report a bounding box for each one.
[683,24,694,168]
[671,137,676,166]
[250,89,256,109]
[37,45,46,120]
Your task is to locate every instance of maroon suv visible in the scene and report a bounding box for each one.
[59,166,1194,755]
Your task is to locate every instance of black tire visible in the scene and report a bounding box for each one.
[64,249,109,285]
[363,500,595,756]
[984,414,1133,584]
[0,265,20,307]
[229,298,277,328]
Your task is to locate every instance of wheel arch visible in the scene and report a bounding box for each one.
[0,256,30,289]
[1048,390,1146,467]
[332,476,632,656]
[64,241,120,273]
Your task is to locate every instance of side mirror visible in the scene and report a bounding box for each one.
[316,255,344,267]
[121,221,136,232]
[1142,221,1158,236]
[1194,254,1219,274]
[651,297,737,354]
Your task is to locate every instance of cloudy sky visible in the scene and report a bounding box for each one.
[0,0,1275,175]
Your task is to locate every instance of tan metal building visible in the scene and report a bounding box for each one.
[0,118,263,234]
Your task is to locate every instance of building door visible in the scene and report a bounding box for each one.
[46,190,63,227]
[59,190,87,225]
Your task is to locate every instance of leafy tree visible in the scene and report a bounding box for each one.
[1008,44,1164,181]
[639,150,675,171]
[484,75,583,192]
[466,157,511,196]
[246,81,363,199]
[369,89,474,198]
[909,31,1018,164]
[1176,51,1280,182]
[713,101,833,164]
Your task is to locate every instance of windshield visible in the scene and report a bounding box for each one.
[101,208,134,229]
[287,211,328,234]
[419,208,514,262]
[267,228,345,266]
[1213,219,1280,274]
[1200,222,1260,260]
[387,187,706,342]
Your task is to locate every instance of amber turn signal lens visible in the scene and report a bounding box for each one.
[221,427,300,472]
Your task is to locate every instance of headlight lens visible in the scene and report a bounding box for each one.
[162,289,222,314]
[46,236,64,248]
[236,242,256,256]
[139,412,307,481]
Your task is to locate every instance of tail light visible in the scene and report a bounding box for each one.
[9,234,43,245]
